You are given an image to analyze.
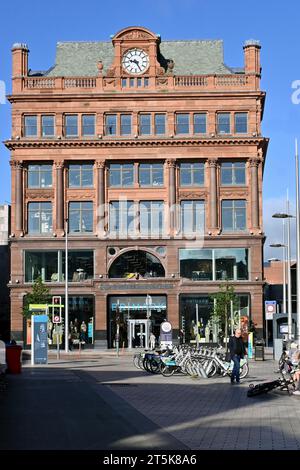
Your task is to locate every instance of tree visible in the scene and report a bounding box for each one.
[23,277,50,319]
[210,281,238,350]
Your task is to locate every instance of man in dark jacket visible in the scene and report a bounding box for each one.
[229,328,247,384]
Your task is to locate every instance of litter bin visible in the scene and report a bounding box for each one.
[6,345,22,373]
[254,340,265,361]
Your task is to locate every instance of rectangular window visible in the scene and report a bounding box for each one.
[28,202,53,234]
[140,201,164,237]
[139,163,164,187]
[25,251,58,282]
[69,202,93,233]
[139,114,151,135]
[215,248,248,281]
[25,250,94,283]
[122,78,127,87]
[68,164,93,188]
[28,164,52,188]
[221,162,246,186]
[181,200,205,235]
[176,114,190,134]
[222,200,247,232]
[217,113,231,134]
[109,164,134,187]
[65,115,78,137]
[179,249,213,280]
[105,115,117,136]
[154,114,166,135]
[109,201,135,236]
[193,114,206,134]
[144,78,149,87]
[82,115,95,136]
[62,250,94,282]
[41,116,55,137]
[120,114,132,135]
[180,162,204,186]
[129,78,135,88]
[179,248,249,281]
[235,113,248,134]
[24,115,37,137]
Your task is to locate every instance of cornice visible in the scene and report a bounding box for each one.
[4,137,269,151]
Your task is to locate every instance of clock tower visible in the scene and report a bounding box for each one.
[108,26,162,86]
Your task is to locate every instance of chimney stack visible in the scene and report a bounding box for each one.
[12,43,29,93]
[243,39,261,75]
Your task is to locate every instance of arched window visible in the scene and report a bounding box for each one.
[109,250,165,279]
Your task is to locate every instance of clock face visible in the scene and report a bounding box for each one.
[122,48,149,75]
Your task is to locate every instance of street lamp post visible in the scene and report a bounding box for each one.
[272,211,295,341]
[64,218,69,352]
[295,139,300,347]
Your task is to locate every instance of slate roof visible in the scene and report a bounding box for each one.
[35,39,240,77]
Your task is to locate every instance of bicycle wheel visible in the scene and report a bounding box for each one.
[160,364,175,377]
[240,362,249,379]
[150,358,161,374]
[207,362,217,377]
[133,354,142,370]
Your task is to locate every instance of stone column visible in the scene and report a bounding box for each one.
[54,161,64,232]
[96,160,105,236]
[250,157,259,229]
[208,158,218,230]
[13,161,23,233]
[166,159,176,235]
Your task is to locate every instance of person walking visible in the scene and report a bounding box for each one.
[229,328,247,384]
[150,332,156,350]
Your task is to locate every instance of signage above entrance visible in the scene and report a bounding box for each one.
[100,283,175,291]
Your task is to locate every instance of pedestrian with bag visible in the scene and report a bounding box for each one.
[229,328,247,384]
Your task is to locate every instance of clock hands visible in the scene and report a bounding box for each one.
[129,58,142,71]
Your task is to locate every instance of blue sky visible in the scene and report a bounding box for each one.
[0,0,299,259]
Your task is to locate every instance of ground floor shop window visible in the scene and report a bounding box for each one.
[109,250,165,279]
[180,294,250,344]
[24,295,95,348]
[107,295,166,348]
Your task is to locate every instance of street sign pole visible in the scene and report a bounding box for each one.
[195,304,199,350]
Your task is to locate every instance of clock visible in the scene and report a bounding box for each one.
[122,48,149,75]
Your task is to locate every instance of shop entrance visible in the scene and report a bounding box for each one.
[127,319,151,349]
[108,295,167,348]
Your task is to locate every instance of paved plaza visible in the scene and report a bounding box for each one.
[1,351,300,450]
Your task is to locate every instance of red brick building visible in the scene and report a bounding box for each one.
[6,26,268,348]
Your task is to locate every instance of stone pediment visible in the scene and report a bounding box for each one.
[113,26,158,43]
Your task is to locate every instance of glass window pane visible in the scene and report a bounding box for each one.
[122,165,134,186]
[25,251,59,282]
[176,114,189,134]
[41,116,55,137]
[82,115,95,136]
[235,163,246,185]
[40,167,53,188]
[65,115,78,136]
[139,166,151,186]
[218,113,230,134]
[106,115,117,135]
[109,165,121,186]
[24,116,37,137]
[180,165,192,186]
[235,113,248,133]
[28,169,39,188]
[154,114,166,135]
[120,115,132,135]
[194,114,206,134]
[140,114,151,135]
[69,167,80,187]
[221,166,233,185]
[179,249,213,280]
[152,165,164,186]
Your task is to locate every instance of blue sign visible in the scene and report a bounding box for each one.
[88,322,93,338]
[33,315,48,365]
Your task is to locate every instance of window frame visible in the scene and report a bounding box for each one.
[139,163,164,187]
[193,113,207,135]
[64,114,79,138]
[68,163,94,188]
[175,113,190,135]
[27,164,53,189]
[27,201,53,235]
[81,114,96,137]
[221,162,246,186]
[24,115,38,137]
[217,112,231,135]
[108,163,134,188]
[41,115,55,138]
[179,162,205,187]
[221,199,247,232]
[234,112,248,134]
[68,201,94,234]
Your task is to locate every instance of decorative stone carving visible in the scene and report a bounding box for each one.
[97,61,103,76]
[122,31,151,40]
[10,160,23,169]
[26,190,54,200]
[166,159,176,168]
[95,160,105,169]
[249,157,260,167]
[54,160,64,169]
[221,190,248,198]
[106,67,116,78]
[208,158,218,167]
[180,192,207,199]
[156,77,168,86]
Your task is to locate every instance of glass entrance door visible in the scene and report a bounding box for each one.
[127,319,151,349]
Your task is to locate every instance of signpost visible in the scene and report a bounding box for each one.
[265,301,276,347]
[160,321,172,349]
[31,311,49,366]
